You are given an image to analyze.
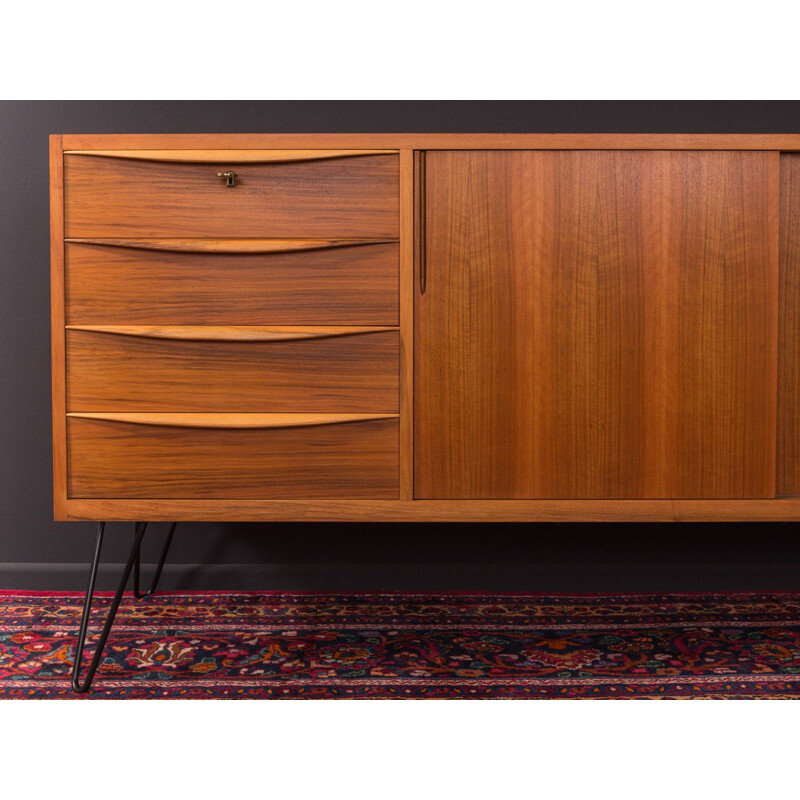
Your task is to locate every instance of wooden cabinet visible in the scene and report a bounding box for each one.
[50,134,800,521]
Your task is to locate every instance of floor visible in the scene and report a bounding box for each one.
[2,591,799,698]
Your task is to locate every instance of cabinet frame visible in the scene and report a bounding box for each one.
[51,134,800,521]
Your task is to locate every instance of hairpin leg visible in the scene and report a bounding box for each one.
[71,521,147,693]
[71,520,178,694]
[133,522,177,599]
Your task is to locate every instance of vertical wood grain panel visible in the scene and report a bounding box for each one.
[669,152,778,497]
[778,154,800,495]
[49,135,66,519]
[416,150,778,499]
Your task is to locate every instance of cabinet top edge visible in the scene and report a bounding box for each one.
[59,133,800,151]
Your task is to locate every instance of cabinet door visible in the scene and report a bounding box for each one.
[415,151,778,499]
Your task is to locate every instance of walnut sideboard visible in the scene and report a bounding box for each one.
[50,134,800,524]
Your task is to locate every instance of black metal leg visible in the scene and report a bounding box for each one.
[132,521,147,599]
[133,522,177,599]
[71,520,149,694]
[72,520,179,693]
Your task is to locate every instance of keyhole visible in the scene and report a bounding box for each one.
[216,171,238,187]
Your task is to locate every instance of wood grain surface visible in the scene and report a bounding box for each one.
[58,498,800,523]
[416,150,778,499]
[64,153,399,238]
[64,149,397,162]
[49,136,67,519]
[67,415,399,499]
[66,412,398,428]
[65,324,397,341]
[61,133,800,151]
[66,328,399,412]
[399,150,415,499]
[52,134,795,520]
[65,241,398,325]
[65,237,397,253]
[778,154,800,495]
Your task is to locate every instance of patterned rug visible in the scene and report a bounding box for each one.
[1,591,799,699]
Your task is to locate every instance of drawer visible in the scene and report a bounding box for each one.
[65,241,398,325]
[64,151,399,238]
[66,326,399,412]
[67,414,399,499]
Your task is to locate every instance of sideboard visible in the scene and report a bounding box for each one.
[52,133,800,523]
[50,133,800,690]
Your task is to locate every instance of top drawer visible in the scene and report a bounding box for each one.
[64,150,399,238]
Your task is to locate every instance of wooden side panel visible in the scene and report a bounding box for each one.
[64,153,399,238]
[66,329,399,412]
[68,416,399,499]
[416,150,778,499]
[778,154,800,495]
[50,135,67,519]
[65,242,399,325]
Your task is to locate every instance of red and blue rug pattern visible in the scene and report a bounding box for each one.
[1,591,799,698]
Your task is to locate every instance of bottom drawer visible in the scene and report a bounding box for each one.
[67,413,398,499]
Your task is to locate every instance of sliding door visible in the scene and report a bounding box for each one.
[415,150,778,499]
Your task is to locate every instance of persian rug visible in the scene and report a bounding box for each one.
[0,591,799,699]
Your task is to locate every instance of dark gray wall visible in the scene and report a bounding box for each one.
[3,100,800,591]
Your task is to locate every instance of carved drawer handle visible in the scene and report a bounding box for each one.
[65,238,398,253]
[67,412,399,430]
[415,152,426,295]
[66,324,398,342]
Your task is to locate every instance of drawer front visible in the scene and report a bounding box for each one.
[66,327,399,412]
[67,414,399,499]
[65,241,398,325]
[64,152,399,238]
